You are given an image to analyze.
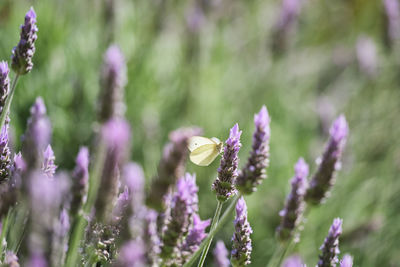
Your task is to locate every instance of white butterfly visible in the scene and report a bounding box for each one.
[188,136,223,166]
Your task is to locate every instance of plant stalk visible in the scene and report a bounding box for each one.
[64,141,106,267]
[183,194,240,267]
[197,200,223,267]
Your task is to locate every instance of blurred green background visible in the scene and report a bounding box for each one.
[1,0,399,266]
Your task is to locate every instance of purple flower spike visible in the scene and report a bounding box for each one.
[5,251,19,267]
[0,122,11,183]
[22,97,51,170]
[272,0,302,53]
[231,197,252,267]
[146,126,202,211]
[0,61,10,115]
[282,255,305,267]
[160,173,198,261]
[26,252,48,267]
[123,162,145,211]
[277,158,309,241]
[356,36,377,77]
[143,209,160,266]
[95,118,131,222]
[70,147,89,217]
[11,7,38,75]
[318,218,343,267]
[98,45,127,122]
[340,254,353,267]
[112,186,130,223]
[213,123,242,202]
[115,240,146,267]
[42,145,57,178]
[384,0,400,44]
[182,214,211,259]
[306,115,348,204]
[237,106,270,194]
[213,240,230,267]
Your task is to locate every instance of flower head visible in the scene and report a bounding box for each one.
[237,106,270,194]
[306,115,348,204]
[98,45,127,122]
[0,61,10,115]
[213,241,230,267]
[277,158,309,241]
[231,197,252,267]
[95,118,131,222]
[213,124,242,202]
[11,7,38,75]
[42,145,57,178]
[116,240,146,267]
[340,254,353,267]
[22,97,51,170]
[0,122,11,183]
[160,173,198,261]
[182,213,211,258]
[282,255,305,267]
[318,218,343,267]
[146,127,202,211]
[70,147,89,217]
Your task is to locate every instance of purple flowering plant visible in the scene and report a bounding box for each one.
[0,6,356,267]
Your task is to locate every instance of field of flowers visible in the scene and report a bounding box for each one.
[0,0,399,266]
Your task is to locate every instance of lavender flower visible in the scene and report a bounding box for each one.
[237,106,270,194]
[115,240,146,267]
[0,122,11,183]
[26,252,48,267]
[272,0,302,53]
[384,0,400,44]
[27,172,69,265]
[5,251,19,267]
[318,218,343,267]
[117,163,145,241]
[213,240,230,267]
[160,173,198,261]
[282,255,305,267]
[51,209,70,266]
[213,123,242,202]
[277,158,309,241]
[95,118,131,222]
[143,209,161,266]
[98,45,127,122]
[0,62,10,115]
[22,97,51,171]
[340,254,353,267]
[11,152,25,188]
[70,147,89,218]
[146,127,201,211]
[42,145,57,178]
[11,7,38,75]
[112,187,130,224]
[306,115,348,204]
[356,36,377,77]
[123,162,145,213]
[231,197,252,267]
[182,214,211,260]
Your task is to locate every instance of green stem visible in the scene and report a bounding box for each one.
[266,243,285,267]
[0,208,11,260]
[0,74,19,131]
[183,194,240,267]
[197,201,223,267]
[64,141,106,267]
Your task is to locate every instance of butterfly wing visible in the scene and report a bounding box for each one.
[189,144,220,166]
[188,136,216,152]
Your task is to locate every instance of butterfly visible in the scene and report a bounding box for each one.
[188,136,223,166]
